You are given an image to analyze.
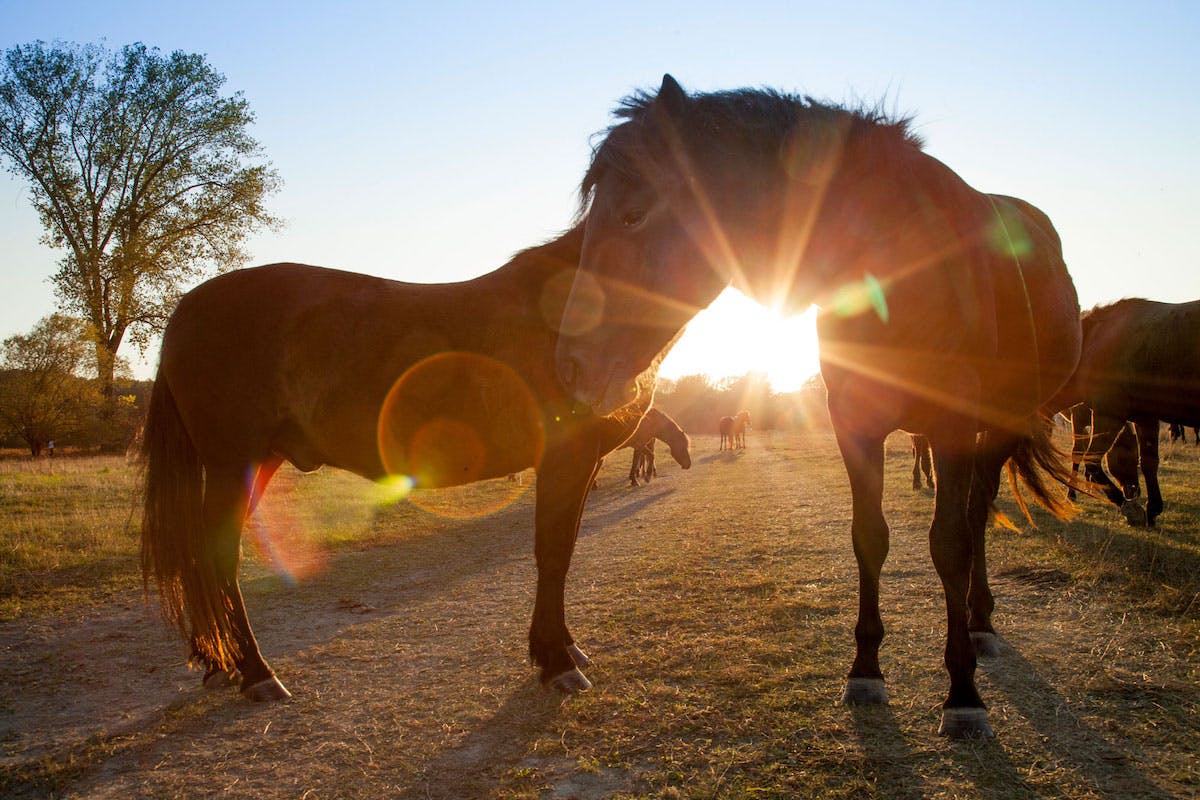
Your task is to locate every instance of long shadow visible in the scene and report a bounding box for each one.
[580,485,678,531]
[698,450,744,465]
[395,676,568,799]
[982,641,1175,798]
[846,705,927,800]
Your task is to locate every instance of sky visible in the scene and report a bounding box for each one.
[1,1,1197,391]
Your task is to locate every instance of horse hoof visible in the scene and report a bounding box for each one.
[203,669,239,690]
[547,667,592,693]
[938,707,994,738]
[242,675,292,702]
[840,677,888,705]
[1120,500,1147,526]
[970,631,1001,658]
[566,643,592,668]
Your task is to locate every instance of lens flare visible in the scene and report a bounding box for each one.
[553,269,605,335]
[243,465,328,585]
[376,352,543,519]
[831,272,889,322]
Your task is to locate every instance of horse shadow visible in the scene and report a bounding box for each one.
[979,639,1173,798]
[394,676,568,798]
[699,450,743,466]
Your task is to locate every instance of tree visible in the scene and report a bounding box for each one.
[0,314,98,455]
[0,41,281,399]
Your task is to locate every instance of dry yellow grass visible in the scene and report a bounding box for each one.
[1,432,1197,798]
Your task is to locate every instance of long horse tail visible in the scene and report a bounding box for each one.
[999,414,1078,529]
[140,375,241,671]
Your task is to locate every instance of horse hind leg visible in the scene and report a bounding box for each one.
[928,426,994,738]
[201,463,290,701]
[833,428,891,706]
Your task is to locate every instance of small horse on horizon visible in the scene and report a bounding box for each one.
[1050,298,1200,527]
[718,411,751,451]
[555,75,1082,738]
[140,222,668,702]
[622,407,691,486]
[910,434,934,490]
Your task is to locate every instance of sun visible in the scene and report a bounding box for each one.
[656,288,820,393]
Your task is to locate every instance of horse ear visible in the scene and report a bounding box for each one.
[655,73,688,120]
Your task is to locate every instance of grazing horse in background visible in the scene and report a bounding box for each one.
[141,222,670,702]
[622,407,691,486]
[555,75,1081,738]
[1168,423,1199,444]
[1050,298,1200,527]
[1063,405,1150,520]
[910,433,934,490]
[719,411,751,450]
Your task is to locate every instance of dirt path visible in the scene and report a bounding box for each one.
[1,432,1196,798]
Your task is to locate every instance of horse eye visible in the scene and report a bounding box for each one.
[619,208,646,228]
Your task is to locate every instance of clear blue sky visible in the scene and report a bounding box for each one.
[2,1,1197,382]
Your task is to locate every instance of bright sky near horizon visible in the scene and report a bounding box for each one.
[1,1,1197,392]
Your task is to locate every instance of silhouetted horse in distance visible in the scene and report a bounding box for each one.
[141,222,671,702]
[624,407,690,486]
[1063,405,1144,510]
[1051,298,1200,526]
[719,411,751,451]
[910,434,934,490]
[555,75,1082,738]
[1168,423,1199,444]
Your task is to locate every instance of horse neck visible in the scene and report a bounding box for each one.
[723,121,977,311]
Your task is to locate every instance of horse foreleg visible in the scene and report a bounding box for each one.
[628,449,641,487]
[927,423,993,738]
[531,443,599,692]
[202,464,290,701]
[965,431,1020,659]
[833,427,890,707]
[1134,418,1163,526]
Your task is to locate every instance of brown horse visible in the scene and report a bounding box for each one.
[718,410,751,451]
[555,76,1081,738]
[1050,298,1200,526]
[1063,405,1152,523]
[624,407,691,486]
[141,223,671,702]
[910,433,934,490]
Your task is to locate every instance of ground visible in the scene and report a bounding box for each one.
[1,431,1196,798]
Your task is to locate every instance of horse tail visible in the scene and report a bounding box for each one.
[999,415,1078,528]
[140,375,241,671]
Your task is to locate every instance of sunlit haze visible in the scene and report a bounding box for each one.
[658,289,820,393]
[1,2,1197,389]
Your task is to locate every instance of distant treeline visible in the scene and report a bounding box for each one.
[652,372,830,435]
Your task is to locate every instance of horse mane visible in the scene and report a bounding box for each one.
[1080,298,1141,335]
[580,84,922,212]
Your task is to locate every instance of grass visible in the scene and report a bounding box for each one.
[1,432,1197,798]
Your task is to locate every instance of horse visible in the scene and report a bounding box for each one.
[555,75,1082,738]
[1168,423,1199,444]
[719,411,751,450]
[140,222,673,702]
[1062,405,1152,523]
[1049,298,1200,526]
[910,433,934,490]
[623,407,691,486]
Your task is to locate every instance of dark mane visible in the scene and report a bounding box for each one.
[579,84,922,214]
[1081,298,1140,333]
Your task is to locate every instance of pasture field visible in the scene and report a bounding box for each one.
[1,431,1197,798]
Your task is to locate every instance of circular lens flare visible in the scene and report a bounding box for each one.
[376,352,544,519]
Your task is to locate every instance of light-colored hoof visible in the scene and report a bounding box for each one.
[242,675,292,702]
[840,677,888,705]
[971,631,1001,658]
[566,643,592,668]
[938,707,994,738]
[547,667,592,693]
[203,669,239,690]
[1120,500,1147,527]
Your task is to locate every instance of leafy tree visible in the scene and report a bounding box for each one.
[0,314,98,455]
[0,40,281,399]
